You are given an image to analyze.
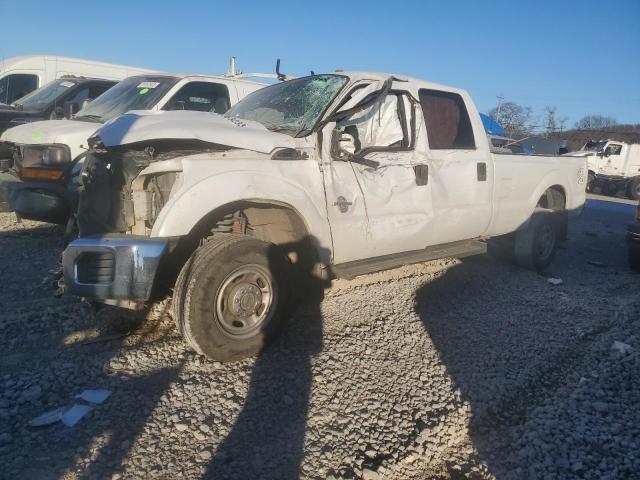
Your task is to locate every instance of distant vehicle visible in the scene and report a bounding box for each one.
[0,77,116,136]
[0,72,265,225]
[0,55,156,106]
[627,202,640,271]
[480,113,526,153]
[570,140,640,199]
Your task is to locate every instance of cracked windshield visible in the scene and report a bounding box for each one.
[225,74,347,135]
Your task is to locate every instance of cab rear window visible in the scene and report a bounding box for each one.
[419,89,475,149]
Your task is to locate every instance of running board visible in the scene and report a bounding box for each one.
[332,239,486,280]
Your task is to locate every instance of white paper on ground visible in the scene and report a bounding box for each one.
[76,389,112,404]
[61,404,94,427]
[28,407,66,427]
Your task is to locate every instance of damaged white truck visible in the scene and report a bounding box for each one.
[62,73,587,361]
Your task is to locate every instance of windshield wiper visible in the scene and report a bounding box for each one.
[75,114,102,123]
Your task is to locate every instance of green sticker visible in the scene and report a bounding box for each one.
[32,131,42,141]
[139,88,149,95]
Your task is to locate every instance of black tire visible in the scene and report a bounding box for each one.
[513,208,559,271]
[586,172,595,192]
[604,182,618,196]
[627,177,640,201]
[173,234,291,362]
[629,248,640,272]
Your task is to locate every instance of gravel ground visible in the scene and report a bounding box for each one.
[0,195,638,480]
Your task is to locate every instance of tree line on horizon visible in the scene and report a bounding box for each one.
[487,101,640,149]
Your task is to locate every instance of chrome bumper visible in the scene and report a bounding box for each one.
[62,235,169,301]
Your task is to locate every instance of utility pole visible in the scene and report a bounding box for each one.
[496,94,505,118]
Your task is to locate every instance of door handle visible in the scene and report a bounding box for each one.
[477,162,487,181]
[413,164,429,186]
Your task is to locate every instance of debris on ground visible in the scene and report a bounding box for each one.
[611,340,633,355]
[27,389,112,428]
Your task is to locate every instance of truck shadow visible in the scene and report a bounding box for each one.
[412,252,602,478]
[204,236,329,479]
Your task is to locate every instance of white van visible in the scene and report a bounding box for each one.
[0,55,157,105]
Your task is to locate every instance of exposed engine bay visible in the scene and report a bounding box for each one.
[77,139,227,236]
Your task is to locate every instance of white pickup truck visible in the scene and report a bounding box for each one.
[62,72,587,361]
[0,72,264,225]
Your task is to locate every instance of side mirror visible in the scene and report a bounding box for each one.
[63,101,79,119]
[81,99,92,110]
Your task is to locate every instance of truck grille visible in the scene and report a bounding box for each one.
[76,252,115,284]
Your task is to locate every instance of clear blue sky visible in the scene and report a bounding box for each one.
[2,0,638,126]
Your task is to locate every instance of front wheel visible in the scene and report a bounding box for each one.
[513,208,559,271]
[173,234,291,362]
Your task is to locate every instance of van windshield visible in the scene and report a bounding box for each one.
[13,78,79,109]
[225,74,348,136]
[75,75,178,123]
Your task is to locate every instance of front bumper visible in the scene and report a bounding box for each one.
[62,235,169,302]
[0,172,20,212]
[10,182,71,224]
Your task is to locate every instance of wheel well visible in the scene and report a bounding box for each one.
[159,201,316,289]
[189,200,310,245]
[537,185,566,211]
[537,185,568,241]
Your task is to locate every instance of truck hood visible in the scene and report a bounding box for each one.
[0,119,99,160]
[95,110,297,154]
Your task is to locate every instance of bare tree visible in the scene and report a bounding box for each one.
[574,114,617,130]
[488,101,533,137]
[543,106,557,135]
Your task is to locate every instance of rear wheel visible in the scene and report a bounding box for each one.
[513,208,559,271]
[627,177,640,201]
[173,234,291,361]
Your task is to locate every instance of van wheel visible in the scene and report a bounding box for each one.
[513,208,559,271]
[173,234,291,362]
[627,177,640,201]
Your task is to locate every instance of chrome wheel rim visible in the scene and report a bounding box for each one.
[215,264,277,338]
